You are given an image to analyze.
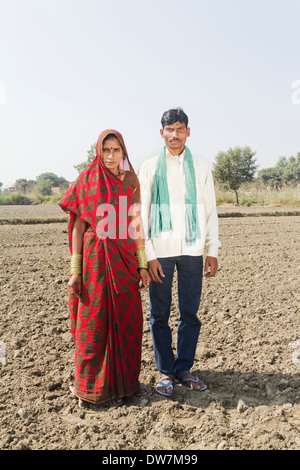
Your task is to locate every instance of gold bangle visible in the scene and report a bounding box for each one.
[136,249,148,269]
[70,254,82,274]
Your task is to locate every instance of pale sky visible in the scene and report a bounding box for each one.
[0,0,300,188]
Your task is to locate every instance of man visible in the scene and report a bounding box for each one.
[139,108,221,397]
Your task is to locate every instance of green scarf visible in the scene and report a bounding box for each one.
[150,145,201,245]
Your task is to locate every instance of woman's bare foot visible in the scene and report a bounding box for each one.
[139,382,152,397]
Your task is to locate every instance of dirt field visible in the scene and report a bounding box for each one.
[0,205,299,450]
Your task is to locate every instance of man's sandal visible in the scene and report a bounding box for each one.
[179,375,207,391]
[156,378,174,397]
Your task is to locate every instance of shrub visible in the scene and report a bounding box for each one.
[0,193,32,205]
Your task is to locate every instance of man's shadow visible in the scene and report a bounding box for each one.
[176,368,300,409]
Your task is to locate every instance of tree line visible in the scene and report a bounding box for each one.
[213,147,300,204]
[1,146,299,206]
[257,154,300,189]
[74,144,300,205]
[1,172,70,196]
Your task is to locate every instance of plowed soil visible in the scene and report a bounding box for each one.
[0,206,299,450]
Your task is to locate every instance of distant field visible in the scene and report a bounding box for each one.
[0,204,299,223]
[0,204,64,219]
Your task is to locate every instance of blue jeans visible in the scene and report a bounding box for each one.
[149,256,203,380]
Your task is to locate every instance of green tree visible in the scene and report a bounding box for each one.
[27,180,37,192]
[213,146,258,204]
[36,172,68,187]
[258,167,279,188]
[36,178,53,196]
[15,178,29,194]
[35,172,69,194]
[260,154,300,188]
[274,156,287,173]
[282,155,300,186]
[74,143,96,174]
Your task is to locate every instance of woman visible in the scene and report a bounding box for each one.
[59,129,151,407]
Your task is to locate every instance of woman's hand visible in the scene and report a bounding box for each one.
[68,274,82,299]
[138,268,151,292]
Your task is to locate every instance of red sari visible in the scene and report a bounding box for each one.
[59,130,142,404]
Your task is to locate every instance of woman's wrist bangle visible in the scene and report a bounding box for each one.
[136,249,148,269]
[70,254,83,274]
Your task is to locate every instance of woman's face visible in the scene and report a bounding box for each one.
[102,137,124,172]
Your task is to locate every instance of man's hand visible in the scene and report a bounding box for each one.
[68,274,82,299]
[148,259,165,283]
[204,256,218,278]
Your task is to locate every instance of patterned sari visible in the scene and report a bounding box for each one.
[59,130,143,404]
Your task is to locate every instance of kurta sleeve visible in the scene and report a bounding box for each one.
[138,160,157,262]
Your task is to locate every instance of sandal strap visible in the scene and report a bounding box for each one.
[181,375,199,384]
[157,379,173,388]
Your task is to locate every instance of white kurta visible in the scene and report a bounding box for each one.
[138,150,221,261]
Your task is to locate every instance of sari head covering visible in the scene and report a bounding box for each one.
[96,129,134,172]
[59,130,143,405]
[59,129,136,241]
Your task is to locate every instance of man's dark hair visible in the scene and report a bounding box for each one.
[161,107,189,129]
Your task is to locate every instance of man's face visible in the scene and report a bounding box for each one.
[160,121,190,153]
